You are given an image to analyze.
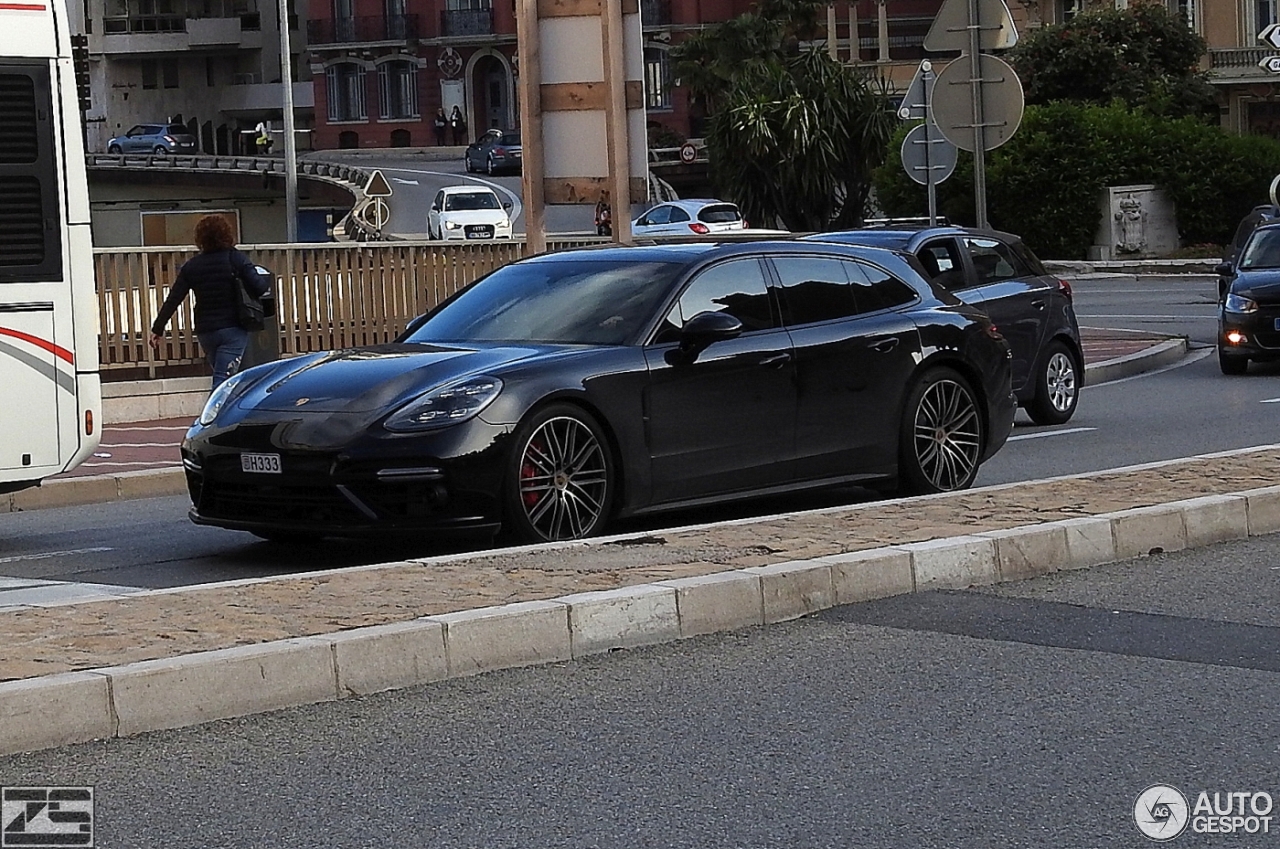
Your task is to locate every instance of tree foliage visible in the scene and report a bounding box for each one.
[873,102,1280,259]
[1008,3,1216,121]
[671,0,895,230]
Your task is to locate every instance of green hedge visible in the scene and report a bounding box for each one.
[871,102,1280,259]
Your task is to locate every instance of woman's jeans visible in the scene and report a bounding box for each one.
[197,326,250,390]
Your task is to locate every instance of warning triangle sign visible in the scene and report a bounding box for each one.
[364,169,393,197]
[923,0,1018,52]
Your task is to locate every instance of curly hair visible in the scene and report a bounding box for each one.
[193,215,236,253]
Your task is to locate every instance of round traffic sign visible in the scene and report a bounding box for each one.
[900,123,958,186]
[930,54,1025,153]
[679,142,697,164]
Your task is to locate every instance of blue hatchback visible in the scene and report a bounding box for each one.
[107,123,198,155]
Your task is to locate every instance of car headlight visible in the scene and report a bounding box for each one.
[445,220,461,230]
[384,376,503,432]
[198,371,251,426]
[1225,293,1258,313]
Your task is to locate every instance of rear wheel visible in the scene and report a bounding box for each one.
[898,368,984,495]
[502,404,615,543]
[153,145,168,156]
[1026,340,1080,425]
[1219,347,1249,375]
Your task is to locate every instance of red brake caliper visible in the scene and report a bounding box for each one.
[521,439,543,508]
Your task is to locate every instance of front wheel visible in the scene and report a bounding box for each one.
[898,368,984,495]
[464,154,474,173]
[502,404,615,543]
[1026,340,1080,425]
[153,145,169,156]
[1219,347,1249,375]
[486,156,497,176]
[108,144,122,154]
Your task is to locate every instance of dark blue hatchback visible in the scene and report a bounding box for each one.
[803,226,1083,425]
[1216,221,1280,374]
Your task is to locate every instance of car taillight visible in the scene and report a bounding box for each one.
[689,223,710,234]
[1057,278,1073,300]
[743,219,750,228]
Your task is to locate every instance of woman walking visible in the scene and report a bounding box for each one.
[450,105,467,145]
[149,216,269,390]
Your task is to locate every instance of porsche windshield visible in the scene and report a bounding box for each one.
[406,259,684,345]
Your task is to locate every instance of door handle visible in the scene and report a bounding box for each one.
[869,336,900,353]
[758,352,792,368]
[1030,298,1046,310]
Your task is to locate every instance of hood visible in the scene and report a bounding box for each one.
[236,343,546,414]
[1233,269,1280,304]
[440,209,510,227]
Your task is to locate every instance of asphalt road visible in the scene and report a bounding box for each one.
[4,534,1279,847]
[1,275,1275,591]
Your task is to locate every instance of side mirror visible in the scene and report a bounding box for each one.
[397,313,430,342]
[430,204,439,212]
[679,311,743,349]
[502,200,513,211]
[1215,261,1234,276]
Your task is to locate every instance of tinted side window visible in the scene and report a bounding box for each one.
[843,261,918,312]
[965,237,1025,285]
[644,206,671,226]
[773,256,857,325]
[916,239,967,291]
[652,259,776,343]
[668,206,691,223]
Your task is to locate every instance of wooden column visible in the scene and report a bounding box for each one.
[602,0,633,244]
[515,0,546,254]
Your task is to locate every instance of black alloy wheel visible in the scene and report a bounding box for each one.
[504,404,614,543]
[108,144,122,154]
[153,145,168,156]
[899,368,984,495]
[1026,340,1080,425]
[1219,346,1249,375]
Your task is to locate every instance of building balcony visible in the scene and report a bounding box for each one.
[307,14,418,46]
[440,8,493,37]
[98,16,263,53]
[1209,46,1276,83]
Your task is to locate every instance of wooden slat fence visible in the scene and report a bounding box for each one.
[95,238,603,379]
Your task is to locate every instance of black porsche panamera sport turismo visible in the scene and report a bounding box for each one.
[181,242,1016,544]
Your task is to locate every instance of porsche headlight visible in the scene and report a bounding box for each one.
[1225,293,1258,313]
[384,377,503,432]
[198,371,250,426]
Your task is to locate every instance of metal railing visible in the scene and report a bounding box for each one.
[98,239,606,379]
[440,8,493,36]
[306,14,419,44]
[86,153,369,193]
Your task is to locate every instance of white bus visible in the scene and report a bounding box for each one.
[0,0,100,494]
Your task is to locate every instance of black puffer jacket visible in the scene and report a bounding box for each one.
[151,249,267,335]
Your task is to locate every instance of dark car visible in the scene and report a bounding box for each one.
[180,241,1014,544]
[1216,221,1280,374]
[106,123,198,155]
[464,129,521,175]
[804,226,1083,425]
[1219,203,1280,300]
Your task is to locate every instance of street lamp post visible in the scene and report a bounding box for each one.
[278,0,299,242]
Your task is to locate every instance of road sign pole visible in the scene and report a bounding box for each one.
[968,0,989,229]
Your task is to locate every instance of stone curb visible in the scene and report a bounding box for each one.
[4,485,1278,756]
[0,336,1188,515]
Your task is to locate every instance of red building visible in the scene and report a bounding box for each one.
[306,0,947,151]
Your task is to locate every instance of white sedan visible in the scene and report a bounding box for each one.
[428,186,513,241]
[631,199,747,238]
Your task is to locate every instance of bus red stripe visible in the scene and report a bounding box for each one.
[0,327,74,363]
[0,3,49,9]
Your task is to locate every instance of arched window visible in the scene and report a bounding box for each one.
[378,61,418,119]
[326,63,366,121]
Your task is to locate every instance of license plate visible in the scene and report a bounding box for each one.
[241,453,281,474]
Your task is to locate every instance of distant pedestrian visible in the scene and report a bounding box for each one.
[595,193,612,237]
[254,120,272,155]
[433,107,448,146]
[450,106,467,145]
[149,216,269,391]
